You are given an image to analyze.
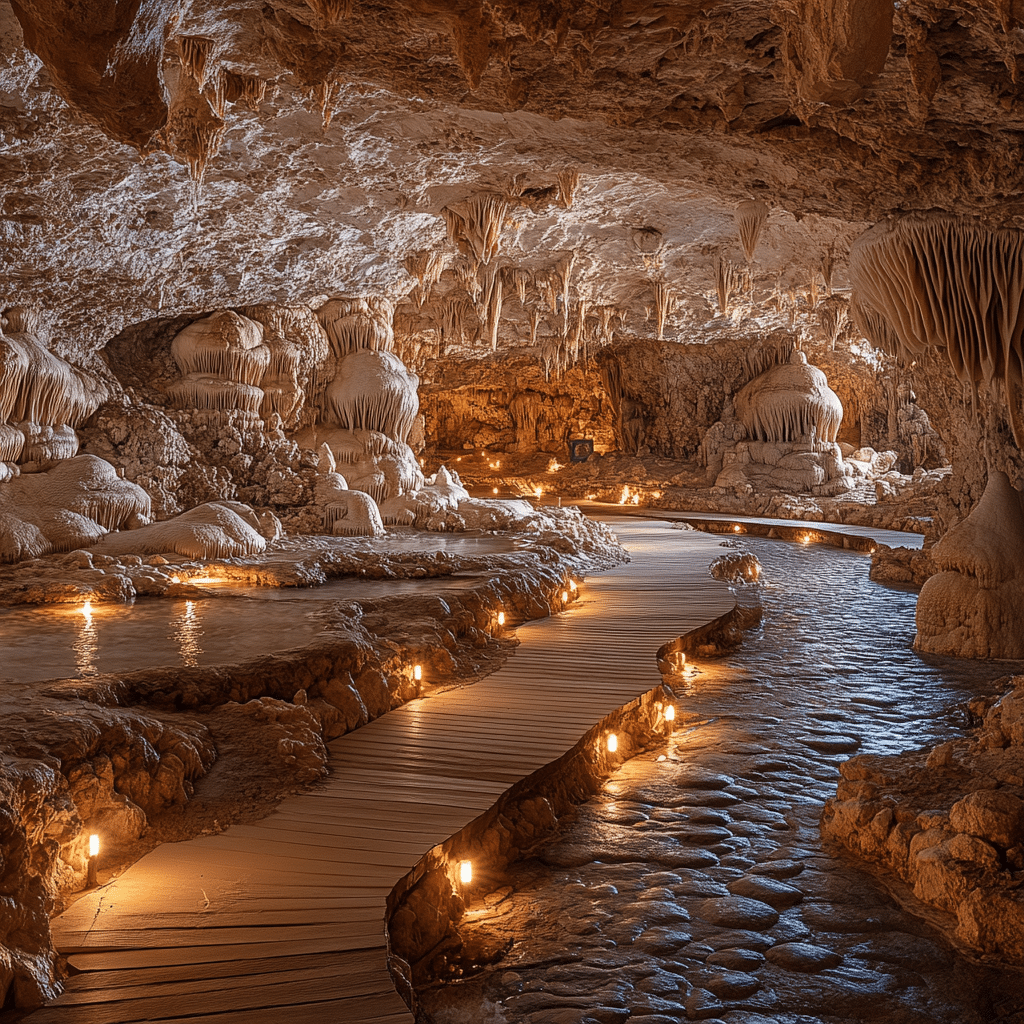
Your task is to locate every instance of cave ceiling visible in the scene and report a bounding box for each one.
[1,0,1023,356]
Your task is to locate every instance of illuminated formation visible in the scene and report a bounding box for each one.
[915,470,1024,659]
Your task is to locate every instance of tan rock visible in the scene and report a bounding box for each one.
[949,789,1024,850]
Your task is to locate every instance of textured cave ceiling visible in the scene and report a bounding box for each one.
[1,0,1023,356]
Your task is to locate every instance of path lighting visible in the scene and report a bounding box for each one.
[607,733,618,753]
[665,704,676,722]
[459,860,472,885]
[497,611,505,626]
[87,834,99,887]
[413,665,422,682]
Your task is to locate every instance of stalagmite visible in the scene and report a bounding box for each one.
[324,350,420,444]
[0,456,151,562]
[735,350,844,444]
[734,200,769,261]
[171,311,270,384]
[915,471,1024,659]
[91,501,268,560]
[849,213,1024,445]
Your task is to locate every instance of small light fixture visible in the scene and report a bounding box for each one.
[81,601,92,616]
[492,487,499,495]
[665,704,676,722]
[535,486,543,497]
[607,733,618,753]
[497,611,505,626]
[87,833,99,887]
[801,534,810,545]
[561,590,568,603]
[413,664,422,682]
[734,524,741,533]
[459,860,472,885]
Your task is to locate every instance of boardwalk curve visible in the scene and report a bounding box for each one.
[34,520,738,1024]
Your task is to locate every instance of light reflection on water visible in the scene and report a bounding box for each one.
[712,537,1024,759]
[72,603,98,677]
[170,600,204,668]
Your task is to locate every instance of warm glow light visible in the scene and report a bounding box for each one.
[561,590,568,602]
[413,664,422,681]
[801,535,810,545]
[569,580,577,592]
[535,487,543,497]
[459,860,472,885]
[171,575,181,584]
[734,524,741,533]
[497,610,505,626]
[665,704,676,722]
[547,459,564,473]
[607,733,618,753]
[88,834,99,857]
[630,494,640,505]
[870,547,877,554]
[652,490,662,499]
[492,487,499,495]
[81,601,92,616]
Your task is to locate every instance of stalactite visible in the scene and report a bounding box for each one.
[453,258,483,303]
[734,200,769,262]
[818,295,851,350]
[715,257,745,316]
[404,251,445,290]
[554,251,577,334]
[742,335,796,382]
[178,37,213,88]
[557,166,581,208]
[440,194,509,264]
[307,79,342,129]
[439,295,469,355]
[653,280,674,340]
[529,308,543,348]
[305,0,353,27]
[501,266,530,304]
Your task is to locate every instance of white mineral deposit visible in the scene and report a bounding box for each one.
[0,3,1023,1023]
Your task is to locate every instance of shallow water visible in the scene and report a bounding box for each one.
[427,537,1024,1024]
[0,575,486,683]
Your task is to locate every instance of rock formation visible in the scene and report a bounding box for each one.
[915,470,1024,660]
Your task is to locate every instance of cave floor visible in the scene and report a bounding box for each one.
[27,521,736,1024]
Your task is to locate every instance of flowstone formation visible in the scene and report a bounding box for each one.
[704,349,855,496]
[915,470,1024,660]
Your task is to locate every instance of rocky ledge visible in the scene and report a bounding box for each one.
[822,674,1024,962]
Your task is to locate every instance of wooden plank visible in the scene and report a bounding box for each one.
[37,521,735,1024]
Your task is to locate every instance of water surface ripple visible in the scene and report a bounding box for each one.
[426,536,1024,1024]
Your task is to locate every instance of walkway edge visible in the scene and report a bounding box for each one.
[385,600,755,1011]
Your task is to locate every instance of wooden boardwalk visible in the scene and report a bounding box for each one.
[34,520,737,1024]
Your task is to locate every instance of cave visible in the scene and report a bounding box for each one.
[2,2,1024,1022]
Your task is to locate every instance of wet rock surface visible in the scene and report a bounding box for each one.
[419,537,1024,1022]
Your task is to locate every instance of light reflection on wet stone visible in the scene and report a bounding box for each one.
[423,539,1024,1024]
